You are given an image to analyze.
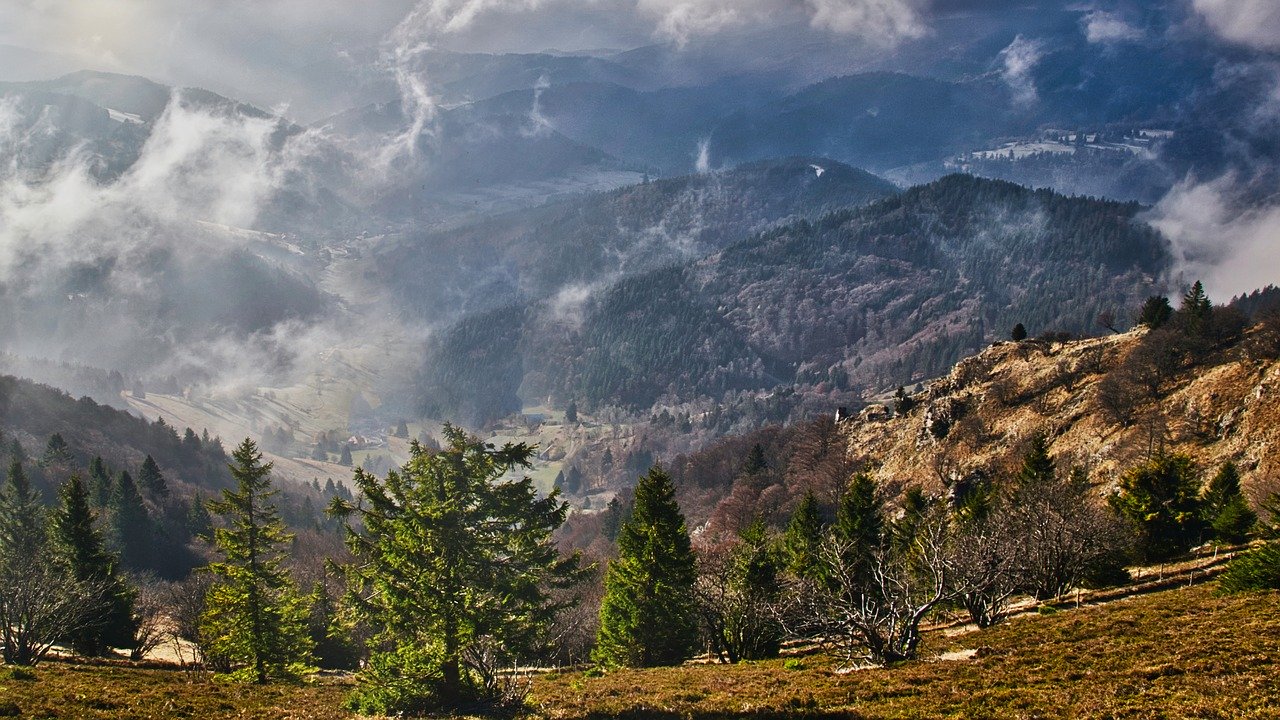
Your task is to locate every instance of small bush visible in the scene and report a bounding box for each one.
[582,667,605,678]
[0,701,19,717]
[783,658,805,671]
[1218,543,1280,594]
[5,668,36,681]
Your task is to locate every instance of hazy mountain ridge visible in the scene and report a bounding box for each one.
[419,174,1170,424]
[379,157,897,319]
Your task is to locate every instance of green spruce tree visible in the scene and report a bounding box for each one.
[0,460,43,558]
[138,455,168,496]
[1202,462,1256,544]
[1137,295,1173,328]
[107,470,153,571]
[49,474,137,656]
[201,439,312,683]
[331,425,582,713]
[595,465,698,668]
[1110,453,1204,562]
[41,432,73,467]
[783,490,826,582]
[88,456,113,507]
[833,473,884,579]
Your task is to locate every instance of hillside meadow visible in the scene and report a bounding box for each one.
[0,582,1275,719]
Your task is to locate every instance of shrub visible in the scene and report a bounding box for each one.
[1218,543,1280,594]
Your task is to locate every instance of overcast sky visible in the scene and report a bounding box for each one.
[0,0,1276,121]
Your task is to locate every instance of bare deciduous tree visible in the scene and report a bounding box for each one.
[782,503,956,666]
[1004,470,1130,600]
[0,553,111,666]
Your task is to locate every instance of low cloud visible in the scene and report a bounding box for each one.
[1147,176,1280,298]
[0,89,346,383]
[1192,0,1280,52]
[1081,10,1143,44]
[999,35,1043,106]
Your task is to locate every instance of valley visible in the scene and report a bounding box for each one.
[1,1,1279,717]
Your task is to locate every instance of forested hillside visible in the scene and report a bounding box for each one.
[380,157,896,319]
[0,374,344,578]
[421,174,1170,424]
[652,290,1279,542]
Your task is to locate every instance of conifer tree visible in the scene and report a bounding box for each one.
[138,455,168,496]
[1202,462,1256,544]
[187,492,213,539]
[108,471,153,570]
[1016,434,1055,487]
[833,473,883,579]
[1110,453,1204,562]
[743,443,768,475]
[1137,295,1173,328]
[0,460,43,558]
[201,439,312,683]
[50,475,137,656]
[88,456,113,507]
[1011,323,1027,341]
[602,496,626,541]
[41,433,73,467]
[0,461,92,666]
[339,445,352,466]
[595,465,698,668]
[565,400,578,424]
[783,490,825,582]
[331,425,581,713]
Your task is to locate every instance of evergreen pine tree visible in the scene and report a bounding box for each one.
[1202,462,1256,544]
[1180,281,1212,330]
[595,465,698,668]
[1110,453,1205,562]
[138,455,168,496]
[894,386,916,415]
[49,475,137,656]
[783,490,825,581]
[107,471,153,571]
[602,496,626,541]
[339,445,353,466]
[8,438,25,464]
[833,474,884,579]
[720,517,783,661]
[41,433,73,467]
[1016,434,1055,487]
[0,460,43,560]
[743,443,768,475]
[331,425,582,712]
[1011,323,1027,341]
[1137,295,1174,328]
[88,456,113,507]
[187,492,213,540]
[201,439,312,683]
[565,400,578,424]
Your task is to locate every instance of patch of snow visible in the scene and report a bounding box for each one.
[106,108,144,124]
[810,164,826,178]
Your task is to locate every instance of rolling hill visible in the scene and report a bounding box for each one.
[419,174,1171,424]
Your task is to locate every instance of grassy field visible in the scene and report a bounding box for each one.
[0,584,1276,719]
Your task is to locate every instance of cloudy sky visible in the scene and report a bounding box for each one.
[2,0,1277,121]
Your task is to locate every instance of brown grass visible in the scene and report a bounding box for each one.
[0,584,1276,719]
[0,662,350,719]
[531,584,1280,719]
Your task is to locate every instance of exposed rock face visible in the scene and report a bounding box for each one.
[859,404,891,422]
[842,328,1280,497]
